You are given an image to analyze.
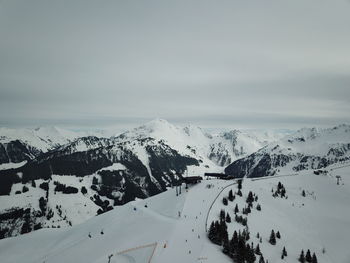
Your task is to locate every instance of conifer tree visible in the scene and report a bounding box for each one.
[231,230,238,250]
[223,236,230,255]
[256,203,261,211]
[228,189,234,201]
[223,197,228,206]
[246,243,256,263]
[311,253,318,263]
[278,181,282,190]
[208,221,216,243]
[238,179,242,190]
[299,250,305,263]
[220,209,226,221]
[305,249,312,262]
[246,191,254,204]
[269,230,276,245]
[302,190,306,197]
[255,244,261,255]
[276,231,281,239]
[282,246,287,257]
[234,204,239,214]
[236,236,246,263]
[226,213,231,223]
[259,255,265,263]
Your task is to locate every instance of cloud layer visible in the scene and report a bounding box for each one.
[1,0,350,129]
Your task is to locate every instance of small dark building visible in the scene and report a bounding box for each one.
[182,176,203,185]
[204,173,234,180]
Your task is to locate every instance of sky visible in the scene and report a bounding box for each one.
[0,0,350,130]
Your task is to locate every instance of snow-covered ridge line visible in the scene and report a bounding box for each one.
[225,124,350,178]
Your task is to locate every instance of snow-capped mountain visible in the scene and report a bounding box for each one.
[0,126,87,170]
[225,124,350,178]
[115,119,272,167]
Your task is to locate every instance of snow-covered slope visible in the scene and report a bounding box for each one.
[0,126,86,168]
[0,165,349,263]
[225,124,350,178]
[0,126,81,152]
[0,133,200,239]
[208,165,350,263]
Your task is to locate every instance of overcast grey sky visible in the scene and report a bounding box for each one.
[1,0,350,129]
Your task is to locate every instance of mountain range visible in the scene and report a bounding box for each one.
[0,119,349,241]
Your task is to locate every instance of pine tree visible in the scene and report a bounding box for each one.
[223,197,228,206]
[259,255,265,263]
[208,221,216,242]
[246,243,256,263]
[282,246,287,257]
[256,203,261,211]
[305,249,312,262]
[220,209,226,221]
[246,206,251,214]
[256,232,260,239]
[276,231,281,239]
[228,189,234,201]
[236,236,246,263]
[299,250,305,263]
[226,213,231,223]
[255,244,261,255]
[231,230,238,248]
[269,230,276,245]
[302,190,306,197]
[311,253,318,263]
[237,189,243,196]
[238,179,242,190]
[277,182,282,191]
[223,236,230,255]
[246,191,254,204]
[234,204,239,214]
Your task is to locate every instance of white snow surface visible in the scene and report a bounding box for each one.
[98,163,126,171]
[1,165,349,263]
[269,124,350,156]
[0,126,82,152]
[0,161,27,170]
[116,119,277,167]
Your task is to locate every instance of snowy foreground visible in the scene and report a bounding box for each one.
[0,165,349,263]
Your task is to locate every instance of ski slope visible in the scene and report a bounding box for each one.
[0,166,349,262]
[0,180,233,263]
[208,166,350,263]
